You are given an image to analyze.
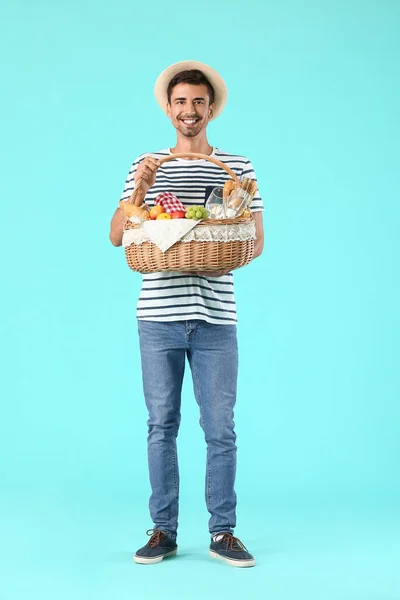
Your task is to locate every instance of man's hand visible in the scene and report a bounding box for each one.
[134,157,161,194]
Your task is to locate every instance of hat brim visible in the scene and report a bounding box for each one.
[154,60,227,121]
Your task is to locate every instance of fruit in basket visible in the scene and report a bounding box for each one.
[171,211,186,219]
[156,212,172,220]
[185,205,209,220]
[150,205,165,220]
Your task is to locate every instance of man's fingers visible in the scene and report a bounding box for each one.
[142,157,160,171]
[135,165,154,180]
[132,157,161,187]
[141,167,152,179]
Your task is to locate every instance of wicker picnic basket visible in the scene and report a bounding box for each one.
[123,153,256,274]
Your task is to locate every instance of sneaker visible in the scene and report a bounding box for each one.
[209,532,256,568]
[133,529,178,564]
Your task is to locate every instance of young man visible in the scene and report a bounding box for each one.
[110,61,264,568]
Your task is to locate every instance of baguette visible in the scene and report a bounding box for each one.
[223,179,236,201]
[119,201,150,220]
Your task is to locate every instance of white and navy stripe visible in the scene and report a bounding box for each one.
[119,148,264,324]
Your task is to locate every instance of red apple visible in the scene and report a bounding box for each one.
[171,211,186,219]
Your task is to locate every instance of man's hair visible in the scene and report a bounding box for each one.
[167,69,215,105]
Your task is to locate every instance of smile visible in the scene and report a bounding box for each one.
[180,118,200,126]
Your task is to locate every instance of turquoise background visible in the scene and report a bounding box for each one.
[1,0,399,598]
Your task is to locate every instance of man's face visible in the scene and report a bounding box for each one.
[167,83,215,138]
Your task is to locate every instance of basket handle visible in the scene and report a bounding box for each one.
[128,152,240,206]
[159,153,241,185]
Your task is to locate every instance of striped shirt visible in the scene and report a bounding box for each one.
[119,148,264,325]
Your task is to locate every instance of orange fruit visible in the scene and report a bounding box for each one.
[149,205,165,220]
[156,212,172,220]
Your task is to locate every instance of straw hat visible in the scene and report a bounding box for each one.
[154,60,228,121]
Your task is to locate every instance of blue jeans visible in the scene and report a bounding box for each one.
[137,319,238,540]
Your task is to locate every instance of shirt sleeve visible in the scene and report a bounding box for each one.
[240,159,264,213]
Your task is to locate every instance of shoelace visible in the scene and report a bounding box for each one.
[218,533,248,553]
[146,528,168,548]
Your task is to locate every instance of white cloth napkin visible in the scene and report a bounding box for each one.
[141,219,200,252]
